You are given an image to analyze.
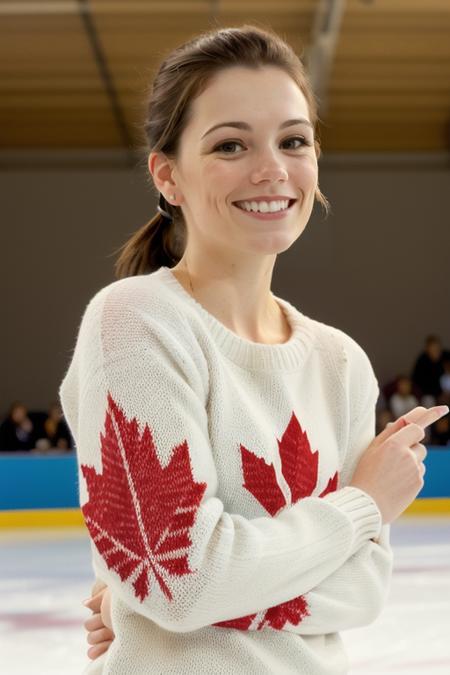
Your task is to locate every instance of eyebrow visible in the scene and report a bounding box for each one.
[201,118,314,140]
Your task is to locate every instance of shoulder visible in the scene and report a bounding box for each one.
[79,272,194,347]
[299,313,379,403]
[328,324,376,374]
[301,313,375,376]
[75,273,208,386]
[81,272,180,318]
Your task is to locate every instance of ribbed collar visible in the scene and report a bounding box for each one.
[153,266,316,372]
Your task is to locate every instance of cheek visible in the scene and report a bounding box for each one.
[203,161,243,210]
[294,156,318,190]
[203,159,241,183]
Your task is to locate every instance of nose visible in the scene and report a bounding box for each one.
[250,150,288,184]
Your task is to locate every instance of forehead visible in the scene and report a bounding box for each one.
[187,66,311,131]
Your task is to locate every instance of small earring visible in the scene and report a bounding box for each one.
[171,193,176,201]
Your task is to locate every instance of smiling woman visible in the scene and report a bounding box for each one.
[59,24,404,675]
[112,24,330,283]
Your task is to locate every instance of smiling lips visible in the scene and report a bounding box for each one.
[233,196,297,215]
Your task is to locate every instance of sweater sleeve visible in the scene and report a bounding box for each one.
[280,360,393,634]
[59,287,382,633]
[290,523,392,634]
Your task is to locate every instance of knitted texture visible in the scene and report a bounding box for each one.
[59,266,393,675]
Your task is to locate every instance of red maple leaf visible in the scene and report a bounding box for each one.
[214,411,338,631]
[278,413,319,503]
[241,446,286,516]
[258,596,309,630]
[214,596,310,632]
[214,614,256,630]
[319,472,339,497]
[81,392,207,603]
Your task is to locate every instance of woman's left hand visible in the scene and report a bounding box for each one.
[83,585,115,660]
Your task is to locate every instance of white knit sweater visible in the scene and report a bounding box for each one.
[59,266,393,675]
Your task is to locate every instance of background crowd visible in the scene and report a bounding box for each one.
[1,334,449,454]
[375,334,450,446]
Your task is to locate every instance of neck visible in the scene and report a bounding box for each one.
[171,258,291,345]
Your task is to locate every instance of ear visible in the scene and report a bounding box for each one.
[148,152,180,203]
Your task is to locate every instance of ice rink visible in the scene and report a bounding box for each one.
[0,516,449,675]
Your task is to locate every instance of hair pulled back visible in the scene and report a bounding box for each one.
[114,24,330,279]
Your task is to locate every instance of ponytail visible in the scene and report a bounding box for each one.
[112,194,186,279]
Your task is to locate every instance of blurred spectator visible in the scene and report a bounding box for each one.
[429,414,450,447]
[411,335,450,405]
[0,401,73,453]
[0,401,36,451]
[36,401,72,452]
[439,356,450,406]
[389,375,419,419]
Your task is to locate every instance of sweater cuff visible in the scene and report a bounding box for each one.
[321,486,383,556]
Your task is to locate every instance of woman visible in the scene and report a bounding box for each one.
[59,24,448,674]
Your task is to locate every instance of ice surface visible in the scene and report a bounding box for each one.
[0,517,449,675]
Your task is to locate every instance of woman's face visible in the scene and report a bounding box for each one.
[170,65,318,259]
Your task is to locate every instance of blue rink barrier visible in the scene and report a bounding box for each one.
[0,447,449,516]
[0,452,79,510]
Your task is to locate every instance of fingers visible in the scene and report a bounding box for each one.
[379,415,409,441]
[379,405,449,447]
[84,611,115,661]
[83,589,105,613]
[87,641,113,661]
[410,443,427,479]
[84,610,114,638]
[387,421,427,447]
[392,406,449,446]
[100,586,113,632]
[84,613,105,631]
[404,405,449,429]
[410,442,427,464]
[87,626,115,645]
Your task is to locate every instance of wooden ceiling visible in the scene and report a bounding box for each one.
[1,0,449,158]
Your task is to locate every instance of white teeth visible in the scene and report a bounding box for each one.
[236,199,290,213]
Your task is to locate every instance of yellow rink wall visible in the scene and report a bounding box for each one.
[0,499,449,529]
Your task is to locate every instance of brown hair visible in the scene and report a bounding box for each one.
[113,24,330,280]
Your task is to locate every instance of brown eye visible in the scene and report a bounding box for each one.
[214,141,244,153]
[282,136,311,149]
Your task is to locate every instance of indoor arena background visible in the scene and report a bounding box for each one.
[1,1,449,674]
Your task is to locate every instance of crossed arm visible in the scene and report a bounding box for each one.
[83,520,391,661]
